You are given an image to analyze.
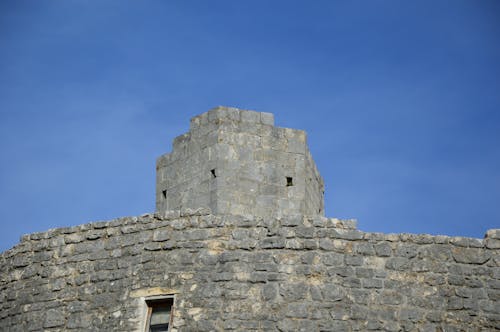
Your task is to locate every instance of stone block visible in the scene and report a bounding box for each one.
[452,248,491,264]
[374,242,392,257]
[385,257,410,270]
[43,309,65,328]
[485,238,500,249]
[207,107,229,122]
[240,110,260,123]
[286,303,308,318]
[330,229,364,240]
[355,242,375,255]
[485,229,500,239]
[345,255,363,266]
[395,245,417,258]
[319,238,335,251]
[261,283,278,301]
[322,285,344,301]
[260,112,274,125]
[361,278,383,289]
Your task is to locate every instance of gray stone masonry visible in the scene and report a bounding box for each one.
[0,211,498,331]
[156,106,324,218]
[1,107,499,331]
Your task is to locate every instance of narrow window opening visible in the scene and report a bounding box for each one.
[162,190,167,199]
[286,177,293,186]
[211,169,217,178]
[145,297,174,332]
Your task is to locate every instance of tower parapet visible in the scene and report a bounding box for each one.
[156,106,324,217]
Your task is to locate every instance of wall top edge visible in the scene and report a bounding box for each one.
[2,209,497,256]
[190,106,275,128]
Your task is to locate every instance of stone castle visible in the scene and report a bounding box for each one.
[0,107,498,331]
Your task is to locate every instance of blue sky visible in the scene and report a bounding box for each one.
[1,1,499,252]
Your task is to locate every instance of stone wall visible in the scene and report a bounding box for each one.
[1,210,498,331]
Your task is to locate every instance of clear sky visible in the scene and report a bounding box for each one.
[1,1,499,252]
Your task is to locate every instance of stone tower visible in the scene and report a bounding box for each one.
[156,106,324,217]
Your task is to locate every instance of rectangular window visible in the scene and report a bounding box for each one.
[145,297,174,332]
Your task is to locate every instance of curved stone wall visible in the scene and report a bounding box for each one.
[1,210,498,331]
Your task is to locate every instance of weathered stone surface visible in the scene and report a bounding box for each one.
[1,213,496,331]
[486,229,500,239]
[156,107,324,218]
[1,108,497,331]
[43,309,65,328]
[452,247,491,264]
[374,242,392,257]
